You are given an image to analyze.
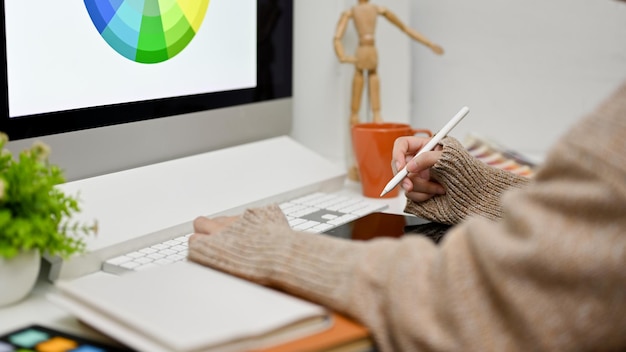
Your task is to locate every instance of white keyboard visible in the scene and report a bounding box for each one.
[102,192,388,275]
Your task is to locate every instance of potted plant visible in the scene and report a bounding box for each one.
[0,132,97,306]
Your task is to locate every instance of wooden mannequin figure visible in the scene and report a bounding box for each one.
[334,0,444,127]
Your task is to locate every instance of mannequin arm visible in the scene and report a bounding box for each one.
[378,6,444,55]
[333,10,356,63]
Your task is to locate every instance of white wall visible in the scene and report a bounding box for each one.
[294,1,626,164]
[291,0,414,166]
[410,0,626,158]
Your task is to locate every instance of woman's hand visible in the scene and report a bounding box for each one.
[392,136,446,202]
[190,215,239,241]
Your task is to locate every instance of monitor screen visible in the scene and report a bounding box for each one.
[1,0,293,180]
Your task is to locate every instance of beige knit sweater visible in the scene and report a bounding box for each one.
[189,82,626,351]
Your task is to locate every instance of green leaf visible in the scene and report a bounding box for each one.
[0,138,96,259]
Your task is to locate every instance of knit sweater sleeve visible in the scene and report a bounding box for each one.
[188,82,626,352]
[404,136,530,224]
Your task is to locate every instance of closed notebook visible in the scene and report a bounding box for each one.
[48,261,330,352]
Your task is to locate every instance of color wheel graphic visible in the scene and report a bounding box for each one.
[84,0,210,64]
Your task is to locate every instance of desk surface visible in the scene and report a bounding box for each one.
[0,180,406,348]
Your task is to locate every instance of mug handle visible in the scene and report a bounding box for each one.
[411,128,433,137]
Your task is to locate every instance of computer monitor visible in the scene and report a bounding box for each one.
[1,0,293,181]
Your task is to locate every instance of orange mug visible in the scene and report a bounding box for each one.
[351,123,432,198]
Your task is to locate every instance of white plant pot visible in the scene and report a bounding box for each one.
[0,250,41,307]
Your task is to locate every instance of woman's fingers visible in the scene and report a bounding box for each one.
[192,216,238,236]
[401,149,446,202]
[392,136,431,173]
[405,150,443,174]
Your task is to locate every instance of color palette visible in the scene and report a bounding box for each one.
[84,0,210,63]
[0,324,133,352]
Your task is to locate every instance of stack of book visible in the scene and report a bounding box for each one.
[48,261,372,352]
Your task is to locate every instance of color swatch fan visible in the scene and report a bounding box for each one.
[464,134,536,178]
[84,0,209,63]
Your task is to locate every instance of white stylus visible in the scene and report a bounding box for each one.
[380,106,470,197]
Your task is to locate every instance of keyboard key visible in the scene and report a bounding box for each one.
[146,253,166,260]
[134,257,153,264]
[126,251,144,258]
[292,220,321,231]
[158,248,178,256]
[309,223,335,233]
[105,255,132,266]
[119,261,141,270]
[288,218,307,227]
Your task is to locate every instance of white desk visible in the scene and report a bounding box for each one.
[0,180,407,346]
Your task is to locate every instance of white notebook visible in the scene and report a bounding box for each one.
[48,261,330,352]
